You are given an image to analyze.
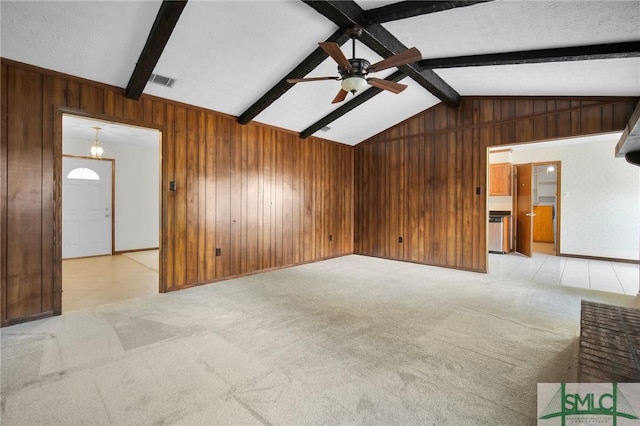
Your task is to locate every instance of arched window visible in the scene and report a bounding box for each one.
[67,167,100,180]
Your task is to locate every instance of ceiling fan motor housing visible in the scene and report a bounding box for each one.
[339,58,370,78]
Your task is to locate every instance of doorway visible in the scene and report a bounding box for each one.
[512,161,560,257]
[61,114,161,312]
[531,162,560,256]
[488,144,563,258]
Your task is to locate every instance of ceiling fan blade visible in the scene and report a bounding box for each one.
[367,78,408,94]
[369,47,422,72]
[286,76,340,83]
[319,42,352,71]
[331,89,348,104]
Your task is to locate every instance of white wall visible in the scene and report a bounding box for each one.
[63,135,160,252]
[491,134,639,260]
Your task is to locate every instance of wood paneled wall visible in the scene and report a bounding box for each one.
[354,97,638,271]
[1,59,353,326]
[2,57,636,327]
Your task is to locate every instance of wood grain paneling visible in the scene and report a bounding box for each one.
[6,67,44,319]
[355,97,638,272]
[1,59,353,326]
[42,75,67,314]
[1,62,8,320]
[2,56,636,327]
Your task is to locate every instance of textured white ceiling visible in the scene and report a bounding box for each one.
[385,0,640,57]
[2,0,639,146]
[144,1,335,118]
[63,115,160,148]
[0,1,161,87]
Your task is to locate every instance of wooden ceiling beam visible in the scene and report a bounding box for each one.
[363,1,491,25]
[301,0,364,28]
[300,71,406,138]
[125,0,188,100]
[240,0,474,126]
[419,41,640,68]
[361,23,460,107]
[237,29,349,124]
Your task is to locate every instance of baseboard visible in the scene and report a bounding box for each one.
[63,253,112,261]
[559,252,639,264]
[2,311,54,328]
[353,252,488,273]
[114,247,159,255]
[162,253,352,293]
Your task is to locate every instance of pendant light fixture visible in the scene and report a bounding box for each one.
[90,126,104,159]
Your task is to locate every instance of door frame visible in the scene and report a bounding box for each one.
[53,108,164,315]
[512,161,562,256]
[529,161,561,256]
[62,154,116,257]
[487,146,564,264]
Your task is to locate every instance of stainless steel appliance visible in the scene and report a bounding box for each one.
[489,216,504,253]
[489,211,511,254]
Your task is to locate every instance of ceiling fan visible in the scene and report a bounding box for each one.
[287,25,423,104]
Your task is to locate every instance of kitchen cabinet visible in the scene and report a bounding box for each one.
[489,163,511,196]
[533,205,554,242]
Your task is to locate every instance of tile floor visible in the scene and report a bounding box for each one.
[62,251,159,312]
[489,244,639,296]
[63,247,639,313]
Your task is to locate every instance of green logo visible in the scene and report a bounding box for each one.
[539,383,639,425]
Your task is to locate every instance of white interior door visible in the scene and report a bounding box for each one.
[63,157,112,259]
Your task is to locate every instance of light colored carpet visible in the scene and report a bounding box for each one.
[2,255,639,425]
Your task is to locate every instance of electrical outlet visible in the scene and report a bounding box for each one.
[328,234,333,241]
[476,187,481,195]
[215,248,221,256]
[169,181,176,191]
[398,236,403,243]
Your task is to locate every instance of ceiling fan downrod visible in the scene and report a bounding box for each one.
[346,25,363,60]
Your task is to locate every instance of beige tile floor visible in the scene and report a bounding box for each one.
[489,243,640,296]
[63,246,639,312]
[62,250,159,312]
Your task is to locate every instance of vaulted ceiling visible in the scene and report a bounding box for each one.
[1,1,639,146]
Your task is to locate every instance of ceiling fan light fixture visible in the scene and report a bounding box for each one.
[341,76,368,94]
